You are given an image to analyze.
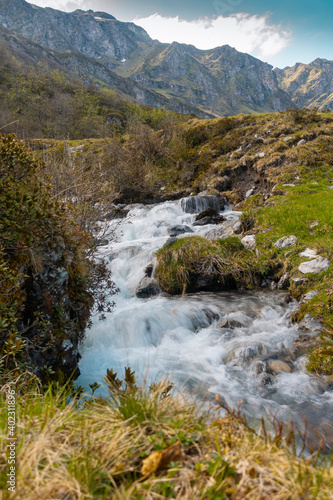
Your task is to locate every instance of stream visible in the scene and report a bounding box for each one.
[78,199,333,449]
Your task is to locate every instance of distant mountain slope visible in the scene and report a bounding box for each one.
[275,59,333,110]
[0,0,294,117]
[0,25,209,117]
[128,42,291,116]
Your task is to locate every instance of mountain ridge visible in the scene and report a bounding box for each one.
[0,0,332,116]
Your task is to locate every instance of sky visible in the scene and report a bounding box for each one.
[28,0,333,68]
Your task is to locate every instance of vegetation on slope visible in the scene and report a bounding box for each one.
[0,134,117,385]
[0,47,190,140]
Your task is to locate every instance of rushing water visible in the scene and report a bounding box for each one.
[78,200,333,448]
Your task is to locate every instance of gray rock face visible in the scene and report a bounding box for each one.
[167,225,193,237]
[274,235,298,249]
[299,257,330,274]
[299,248,317,258]
[241,235,256,251]
[180,195,221,214]
[277,272,290,290]
[301,290,319,303]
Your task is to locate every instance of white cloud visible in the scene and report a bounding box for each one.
[133,13,291,61]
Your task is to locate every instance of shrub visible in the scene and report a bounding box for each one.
[0,134,117,385]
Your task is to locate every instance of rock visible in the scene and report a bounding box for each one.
[299,257,330,274]
[232,220,242,234]
[278,272,290,290]
[105,205,129,219]
[164,237,178,248]
[261,278,272,288]
[310,221,319,228]
[292,277,309,286]
[180,195,221,214]
[297,139,307,146]
[218,318,243,329]
[267,360,292,374]
[298,313,323,334]
[193,216,212,226]
[193,216,213,226]
[291,335,319,358]
[284,136,293,142]
[136,277,161,298]
[241,235,256,251]
[299,248,318,258]
[196,208,219,220]
[144,264,154,278]
[270,281,277,290]
[167,225,193,237]
[274,235,298,249]
[94,238,109,246]
[245,188,255,198]
[194,209,226,226]
[258,152,265,158]
[301,290,319,303]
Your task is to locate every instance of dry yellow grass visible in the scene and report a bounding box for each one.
[1,380,332,500]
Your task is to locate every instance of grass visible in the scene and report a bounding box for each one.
[1,375,333,499]
[155,236,265,295]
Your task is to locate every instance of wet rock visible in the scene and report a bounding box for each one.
[144,264,154,278]
[274,235,298,249]
[193,216,213,226]
[260,373,273,386]
[136,277,161,298]
[167,225,193,237]
[94,238,109,246]
[180,195,221,214]
[270,281,277,290]
[194,209,226,226]
[241,235,256,251]
[232,220,242,234]
[298,313,323,334]
[164,237,178,248]
[261,278,272,288]
[278,272,290,290]
[218,318,244,329]
[267,360,292,374]
[299,257,330,274]
[291,335,319,358]
[105,205,129,219]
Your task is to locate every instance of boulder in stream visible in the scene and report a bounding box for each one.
[167,225,193,237]
[180,195,221,214]
[136,277,161,298]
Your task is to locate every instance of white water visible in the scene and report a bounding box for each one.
[78,200,333,446]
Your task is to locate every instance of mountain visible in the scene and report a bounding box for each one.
[0,0,293,117]
[128,42,291,116]
[274,59,333,111]
[0,24,208,117]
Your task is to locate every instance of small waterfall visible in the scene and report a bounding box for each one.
[180,195,221,213]
[78,200,333,449]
